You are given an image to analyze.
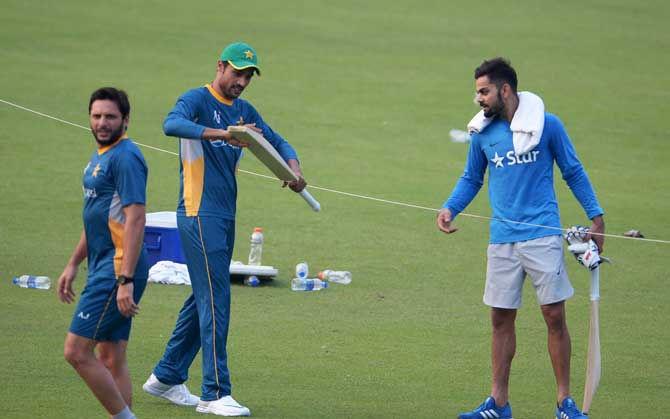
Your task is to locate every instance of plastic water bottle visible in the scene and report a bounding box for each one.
[291,278,328,291]
[244,275,260,287]
[317,270,352,285]
[248,227,264,266]
[295,262,309,279]
[12,275,51,290]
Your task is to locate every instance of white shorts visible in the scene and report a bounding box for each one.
[484,235,573,309]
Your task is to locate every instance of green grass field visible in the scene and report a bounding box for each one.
[1,1,669,418]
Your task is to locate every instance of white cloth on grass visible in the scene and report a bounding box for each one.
[148,261,191,285]
[467,91,545,155]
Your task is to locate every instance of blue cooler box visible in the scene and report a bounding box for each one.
[144,212,186,267]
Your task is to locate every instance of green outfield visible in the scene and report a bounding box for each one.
[1,0,669,417]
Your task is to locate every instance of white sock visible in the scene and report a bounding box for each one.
[150,374,172,390]
[112,406,136,419]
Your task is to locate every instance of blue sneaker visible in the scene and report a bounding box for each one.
[458,396,513,419]
[556,397,588,419]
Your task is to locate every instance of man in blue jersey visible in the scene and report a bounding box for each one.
[58,87,148,419]
[142,42,306,417]
[437,58,605,419]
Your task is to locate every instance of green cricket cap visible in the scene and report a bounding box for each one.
[220,42,261,75]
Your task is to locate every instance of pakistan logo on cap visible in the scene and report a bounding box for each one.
[220,42,261,75]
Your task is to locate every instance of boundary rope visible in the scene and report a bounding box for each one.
[2,98,667,245]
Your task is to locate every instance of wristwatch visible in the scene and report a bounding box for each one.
[116,275,134,286]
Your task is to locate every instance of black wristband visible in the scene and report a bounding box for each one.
[116,275,134,286]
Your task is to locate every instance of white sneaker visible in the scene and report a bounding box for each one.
[196,396,251,416]
[142,373,200,406]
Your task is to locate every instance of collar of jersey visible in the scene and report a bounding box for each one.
[97,135,128,155]
[205,84,233,106]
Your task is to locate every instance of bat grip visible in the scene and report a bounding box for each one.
[589,267,600,301]
[299,189,321,212]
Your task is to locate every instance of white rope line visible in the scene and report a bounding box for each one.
[3,98,668,245]
[0,99,176,156]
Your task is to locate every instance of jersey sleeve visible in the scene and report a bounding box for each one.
[163,90,207,140]
[114,148,148,207]
[245,102,298,162]
[443,134,487,219]
[547,115,604,219]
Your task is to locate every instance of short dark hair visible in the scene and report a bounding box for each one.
[88,87,130,119]
[474,57,518,92]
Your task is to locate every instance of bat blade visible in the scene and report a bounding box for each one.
[583,268,602,414]
[227,125,321,211]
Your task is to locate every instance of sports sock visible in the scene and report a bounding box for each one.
[112,405,136,419]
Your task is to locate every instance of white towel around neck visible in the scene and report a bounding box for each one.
[467,91,545,155]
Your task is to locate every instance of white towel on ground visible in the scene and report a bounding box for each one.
[467,91,545,155]
[148,261,191,285]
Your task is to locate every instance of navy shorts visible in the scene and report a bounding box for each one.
[69,276,147,342]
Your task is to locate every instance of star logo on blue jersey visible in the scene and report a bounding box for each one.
[491,152,504,168]
[92,163,102,177]
[213,110,221,125]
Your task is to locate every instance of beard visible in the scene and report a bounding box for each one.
[92,124,125,147]
[224,84,244,99]
[482,91,505,118]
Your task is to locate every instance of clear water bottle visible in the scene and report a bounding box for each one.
[295,262,309,279]
[248,227,264,266]
[291,277,328,291]
[244,275,260,287]
[317,270,352,285]
[12,275,51,290]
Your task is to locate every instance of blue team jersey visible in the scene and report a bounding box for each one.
[163,84,298,218]
[82,138,148,280]
[444,113,603,244]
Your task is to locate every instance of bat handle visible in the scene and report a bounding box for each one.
[299,189,321,212]
[589,266,600,301]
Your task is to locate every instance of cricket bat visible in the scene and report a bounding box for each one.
[227,125,321,212]
[583,266,601,414]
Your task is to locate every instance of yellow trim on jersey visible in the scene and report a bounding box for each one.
[108,219,125,277]
[183,157,205,216]
[205,84,233,106]
[97,135,128,155]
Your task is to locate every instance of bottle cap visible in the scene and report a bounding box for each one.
[296,262,309,279]
[245,275,260,287]
[253,227,263,232]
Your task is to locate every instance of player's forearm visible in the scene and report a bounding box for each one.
[163,115,207,140]
[566,170,604,219]
[287,159,303,177]
[443,175,483,219]
[67,230,88,267]
[261,124,298,162]
[266,131,298,162]
[445,139,486,218]
[590,215,605,231]
[201,128,231,140]
[120,205,146,278]
[277,142,298,162]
